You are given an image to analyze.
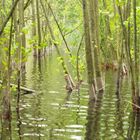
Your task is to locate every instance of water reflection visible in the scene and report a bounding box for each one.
[1,54,140,139]
[1,86,12,140]
[84,71,140,140]
[1,118,12,140]
[16,103,22,140]
[115,96,125,139]
[85,91,104,140]
[127,112,140,140]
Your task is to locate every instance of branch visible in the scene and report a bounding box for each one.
[47,3,72,57]
[0,0,20,36]
[64,23,82,36]
[24,0,31,10]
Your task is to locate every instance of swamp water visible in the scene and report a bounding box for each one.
[0,52,140,140]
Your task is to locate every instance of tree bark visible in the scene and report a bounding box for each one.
[89,0,103,91]
[36,0,42,57]
[82,0,96,99]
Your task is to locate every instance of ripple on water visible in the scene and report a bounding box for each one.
[54,129,82,133]
[65,125,84,129]
[48,91,60,94]
[22,133,45,137]
[7,57,135,140]
[70,135,83,140]
[22,122,48,128]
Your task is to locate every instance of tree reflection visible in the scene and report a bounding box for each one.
[85,91,103,140]
[127,111,140,140]
[1,87,12,140]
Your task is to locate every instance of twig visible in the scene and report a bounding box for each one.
[64,23,82,36]
[124,100,140,109]
[24,0,31,10]
[47,2,72,57]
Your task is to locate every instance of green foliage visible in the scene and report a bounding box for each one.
[28,35,38,46]
[57,56,63,64]
[69,55,77,68]
[116,0,126,6]
[130,48,134,60]
[21,26,29,34]
[11,85,17,92]
[52,39,60,46]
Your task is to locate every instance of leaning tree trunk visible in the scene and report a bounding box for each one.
[40,0,75,92]
[48,3,72,58]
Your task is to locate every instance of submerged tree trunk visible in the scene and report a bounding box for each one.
[126,0,137,105]
[1,14,13,140]
[89,0,103,91]
[133,0,140,109]
[82,0,96,99]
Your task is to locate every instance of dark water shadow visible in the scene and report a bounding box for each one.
[127,111,140,140]
[85,91,104,140]
[31,57,44,140]
[15,57,44,140]
[1,87,12,140]
[115,96,125,139]
[16,101,22,140]
[1,117,12,140]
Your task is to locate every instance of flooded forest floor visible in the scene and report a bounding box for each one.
[0,51,140,140]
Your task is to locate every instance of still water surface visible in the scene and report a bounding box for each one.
[1,52,140,140]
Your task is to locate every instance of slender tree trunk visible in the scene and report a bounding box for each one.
[1,16,13,140]
[102,0,116,60]
[31,0,37,56]
[76,34,84,83]
[133,0,140,107]
[19,0,26,70]
[127,0,136,100]
[36,0,42,57]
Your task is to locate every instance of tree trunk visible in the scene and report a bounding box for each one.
[36,0,42,57]
[82,0,96,99]
[19,0,26,69]
[40,0,75,91]
[133,0,140,108]
[89,0,103,91]
[31,0,37,56]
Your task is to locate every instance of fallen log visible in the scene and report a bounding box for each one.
[0,80,35,93]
